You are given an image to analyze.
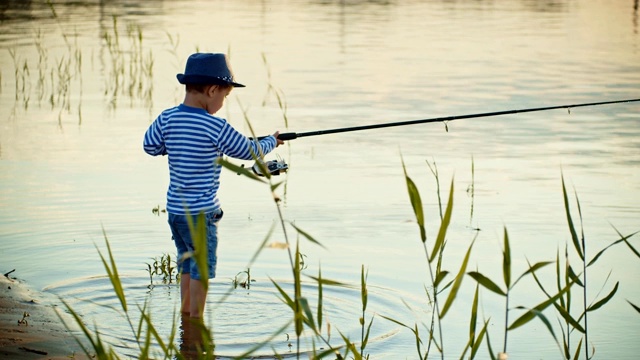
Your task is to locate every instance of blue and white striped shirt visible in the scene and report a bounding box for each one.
[143,104,277,215]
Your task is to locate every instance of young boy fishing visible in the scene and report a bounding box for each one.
[143,53,284,318]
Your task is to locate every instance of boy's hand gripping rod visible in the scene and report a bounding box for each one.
[250,98,640,175]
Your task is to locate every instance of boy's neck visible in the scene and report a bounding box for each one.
[183,94,206,110]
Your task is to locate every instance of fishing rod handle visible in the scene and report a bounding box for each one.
[278,132,298,140]
[251,132,298,141]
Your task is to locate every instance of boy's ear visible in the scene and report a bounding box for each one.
[206,85,218,96]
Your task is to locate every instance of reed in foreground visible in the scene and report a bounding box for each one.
[56,159,639,359]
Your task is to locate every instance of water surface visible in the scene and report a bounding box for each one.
[1,0,639,358]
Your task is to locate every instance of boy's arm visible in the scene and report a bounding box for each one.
[217,122,276,160]
[143,116,167,156]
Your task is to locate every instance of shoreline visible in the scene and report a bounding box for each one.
[0,273,91,359]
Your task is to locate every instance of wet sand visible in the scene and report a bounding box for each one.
[0,274,90,359]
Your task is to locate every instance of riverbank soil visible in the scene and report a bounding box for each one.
[0,274,91,359]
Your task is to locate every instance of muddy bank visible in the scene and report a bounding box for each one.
[0,272,90,359]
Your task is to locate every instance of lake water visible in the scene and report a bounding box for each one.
[1,0,639,358]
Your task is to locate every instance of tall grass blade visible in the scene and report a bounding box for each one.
[560,324,570,359]
[611,226,640,259]
[467,271,506,296]
[552,303,585,333]
[469,284,480,349]
[431,178,454,262]
[362,317,374,356]
[402,158,426,243]
[567,265,584,287]
[299,297,317,332]
[306,275,350,287]
[627,300,640,313]
[135,300,148,342]
[623,237,640,258]
[314,346,347,359]
[425,159,443,221]
[216,157,266,183]
[572,338,583,360]
[433,270,450,288]
[440,237,474,318]
[502,227,511,289]
[140,324,151,360]
[508,281,573,330]
[513,260,553,287]
[293,240,304,337]
[555,248,566,309]
[290,222,325,248]
[380,315,424,359]
[484,324,497,360]
[587,239,624,267]
[97,228,127,312]
[561,176,584,260]
[470,319,489,359]
[530,309,560,345]
[56,299,99,357]
[587,281,619,312]
[361,265,368,312]
[271,278,294,305]
[317,266,324,330]
[138,305,170,354]
[360,265,372,356]
[339,331,363,360]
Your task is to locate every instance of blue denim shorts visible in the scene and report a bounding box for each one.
[168,209,223,280]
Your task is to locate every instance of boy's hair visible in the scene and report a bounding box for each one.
[185,83,231,93]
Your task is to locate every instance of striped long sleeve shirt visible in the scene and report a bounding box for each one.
[143,104,277,215]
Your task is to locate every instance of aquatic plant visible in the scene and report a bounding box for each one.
[145,253,179,288]
[7,0,157,124]
[519,176,638,360]
[102,15,154,111]
[382,158,477,360]
[52,83,639,359]
[232,268,253,289]
[57,228,182,359]
[57,159,639,359]
[359,265,373,359]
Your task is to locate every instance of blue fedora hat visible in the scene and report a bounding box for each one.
[176,53,245,87]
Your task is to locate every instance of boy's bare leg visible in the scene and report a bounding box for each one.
[180,273,191,316]
[189,279,207,318]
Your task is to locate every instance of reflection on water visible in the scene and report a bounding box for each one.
[1,0,640,359]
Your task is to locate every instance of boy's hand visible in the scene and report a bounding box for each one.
[273,132,285,147]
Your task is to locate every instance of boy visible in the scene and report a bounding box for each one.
[143,53,283,318]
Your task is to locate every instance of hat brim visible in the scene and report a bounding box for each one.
[176,74,245,87]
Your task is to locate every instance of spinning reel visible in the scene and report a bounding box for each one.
[241,156,289,177]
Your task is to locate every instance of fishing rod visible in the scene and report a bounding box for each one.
[270,98,640,141]
[249,98,640,176]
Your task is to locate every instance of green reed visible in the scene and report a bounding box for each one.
[58,158,639,359]
[51,66,639,358]
[383,157,475,360]
[518,176,639,359]
[145,253,179,288]
[359,265,373,359]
